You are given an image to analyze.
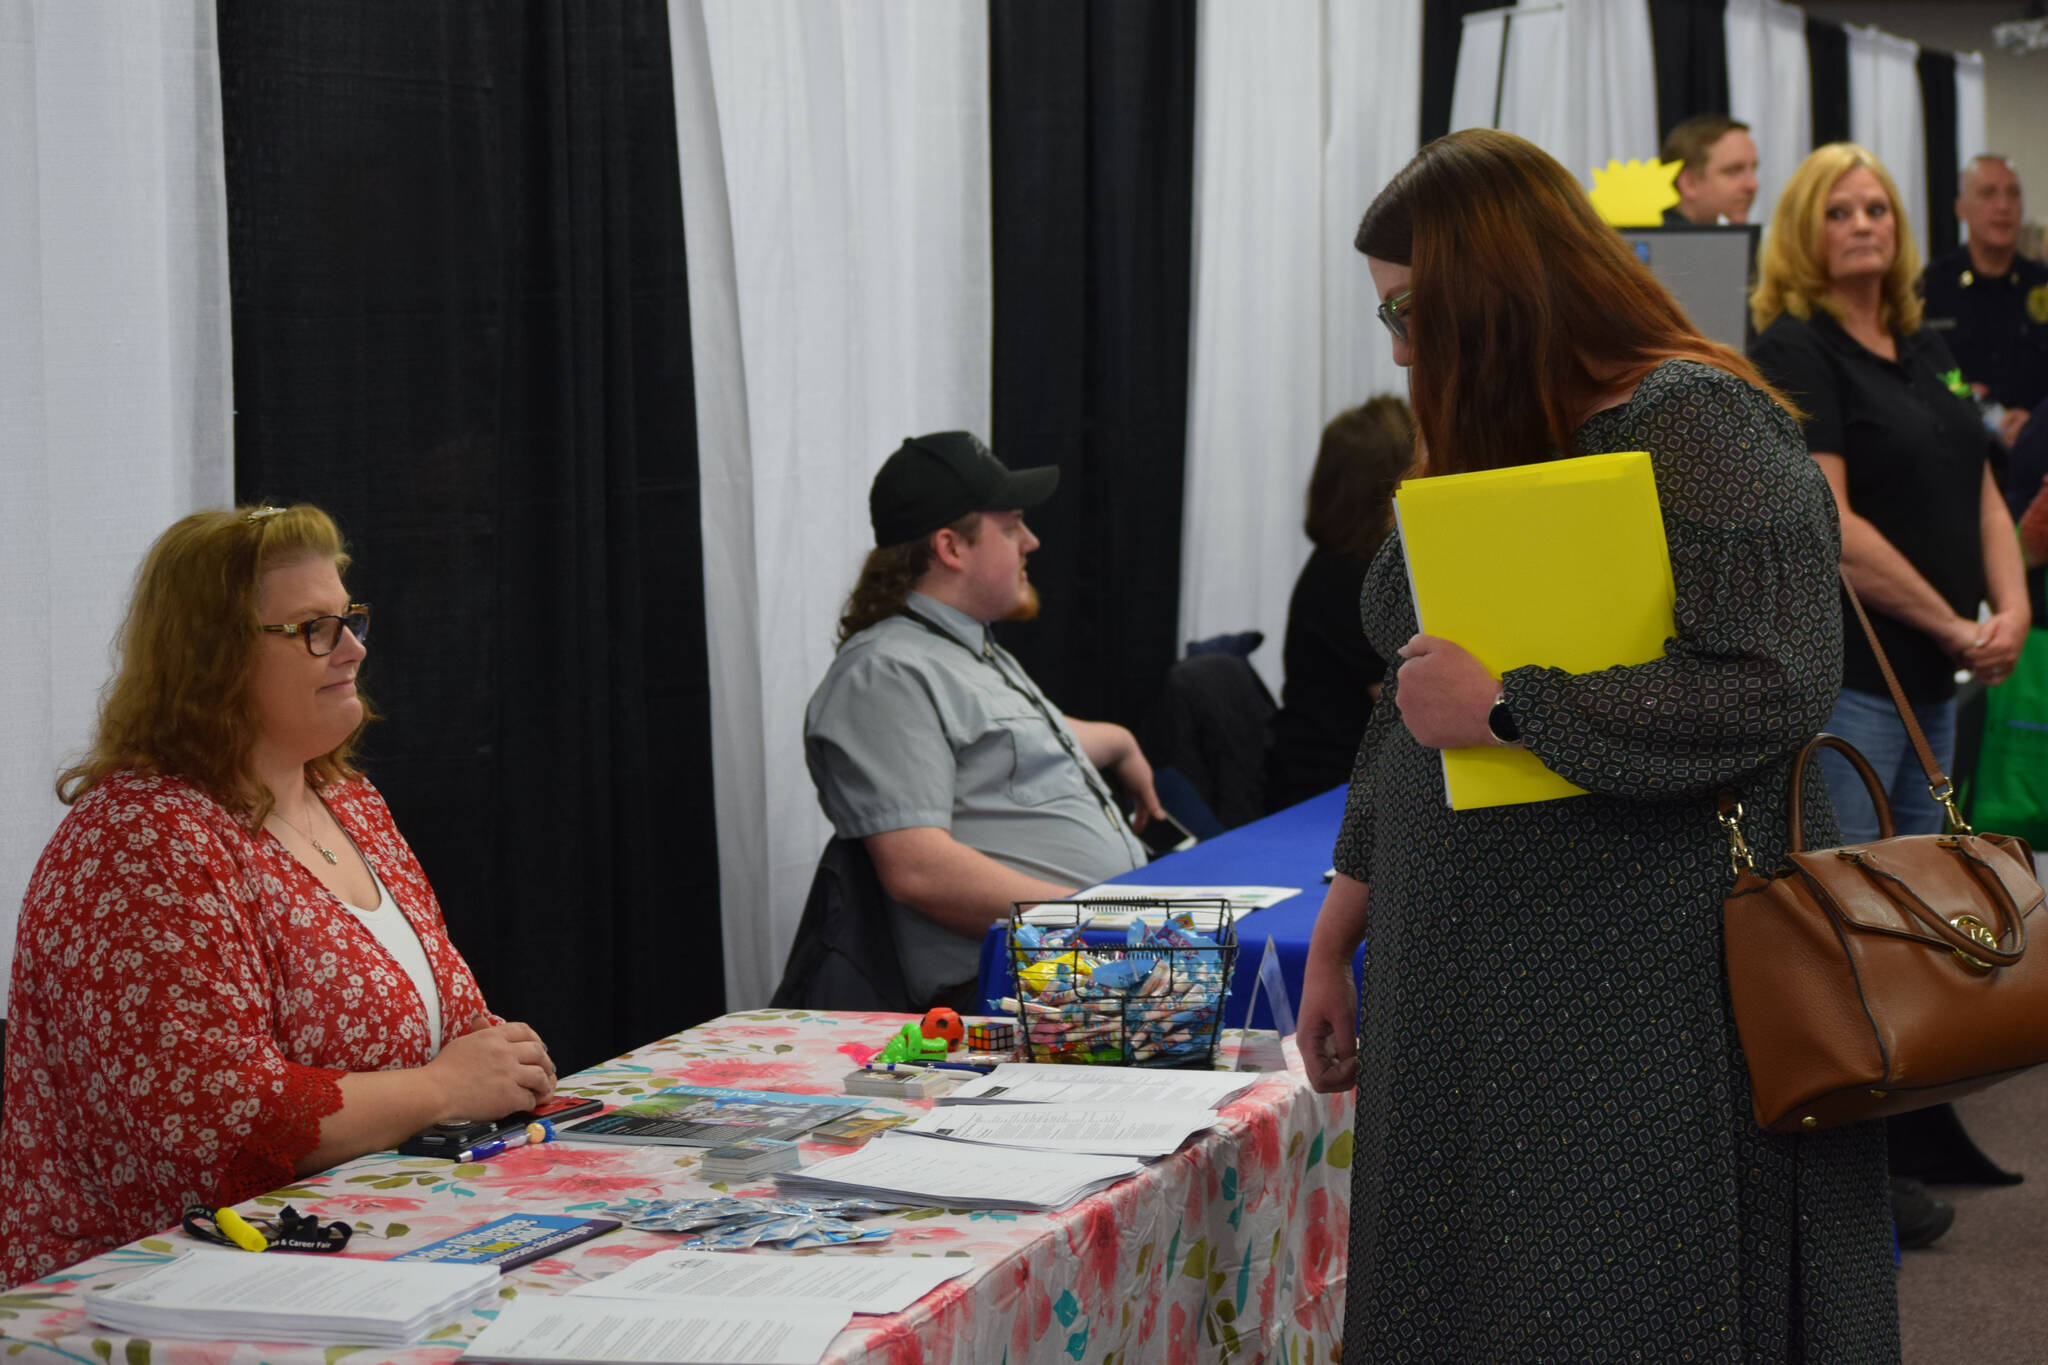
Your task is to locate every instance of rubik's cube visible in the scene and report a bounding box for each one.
[966,1020,1016,1052]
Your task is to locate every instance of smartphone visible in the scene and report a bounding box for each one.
[1136,808,1197,857]
[396,1094,603,1158]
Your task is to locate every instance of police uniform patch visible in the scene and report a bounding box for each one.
[2029,284,2048,325]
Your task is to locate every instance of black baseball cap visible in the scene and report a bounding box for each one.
[869,431,1059,547]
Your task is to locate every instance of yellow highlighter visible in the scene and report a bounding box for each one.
[213,1206,269,1253]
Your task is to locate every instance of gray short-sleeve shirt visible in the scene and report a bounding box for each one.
[803,593,1147,1000]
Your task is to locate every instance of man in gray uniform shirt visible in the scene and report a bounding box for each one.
[804,431,1163,1009]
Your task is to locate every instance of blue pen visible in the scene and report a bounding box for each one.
[868,1060,993,1074]
[455,1134,517,1162]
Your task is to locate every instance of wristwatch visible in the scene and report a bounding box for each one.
[1486,690,1523,747]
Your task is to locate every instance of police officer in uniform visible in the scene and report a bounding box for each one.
[1921,155,2048,451]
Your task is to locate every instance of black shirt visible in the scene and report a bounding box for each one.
[1919,245,2048,413]
[1263,543,1387,813]
[1750,310,1990,703]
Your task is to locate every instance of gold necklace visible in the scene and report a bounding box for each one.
[276,795,339,865]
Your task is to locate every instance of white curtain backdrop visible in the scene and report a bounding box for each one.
[1724,0,1811,233]
[0,0,234,1013]
[1448,0,1658,184]
[1180,0,1422,694]
[1953,49,1987,172]
[668,0,993,1009]
[1845,24,1927,266]
[1449,9,1509,137]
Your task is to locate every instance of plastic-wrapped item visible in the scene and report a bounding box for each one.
[597,1195,912,1248]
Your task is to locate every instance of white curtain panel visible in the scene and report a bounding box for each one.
[1449,9,1509,137]
[1324,0,1424,417]
[1724,0,1810,234]
[669,0,993,1008]
[1180,0,1422,694]
[1452,0,1657,185]
[1845,24,1927,267]
[1953,50,1987,171]
[0,0,234,1012]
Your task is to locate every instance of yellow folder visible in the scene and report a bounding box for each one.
[1393,449,1675,810]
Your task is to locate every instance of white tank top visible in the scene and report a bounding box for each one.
[347,875,444,1057]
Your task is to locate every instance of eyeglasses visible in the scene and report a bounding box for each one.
[260,604,371,656]
[1376,288,1413,342]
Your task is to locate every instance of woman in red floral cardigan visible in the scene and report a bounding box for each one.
[2,505,556,1285]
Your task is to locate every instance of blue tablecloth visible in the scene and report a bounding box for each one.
[976,785,1357,1031]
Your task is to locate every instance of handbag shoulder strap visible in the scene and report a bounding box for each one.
[1837,568,1965,829]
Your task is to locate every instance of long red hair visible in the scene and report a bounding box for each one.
[1355,129,1792,477]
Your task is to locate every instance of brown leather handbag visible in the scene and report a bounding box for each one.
[1721,576,2048,1134]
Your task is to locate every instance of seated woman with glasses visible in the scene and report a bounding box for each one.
[1,505,557,1285]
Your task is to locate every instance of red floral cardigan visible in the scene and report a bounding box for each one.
[1,771,489,1285]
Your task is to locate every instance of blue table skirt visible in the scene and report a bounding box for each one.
[976,785,1362,1032]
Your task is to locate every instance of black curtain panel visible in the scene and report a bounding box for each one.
[1647,0,1730,139]
[987,0,1196,729]
[1421,0,1499,144]
[1918,49,1961,262]
[1807,18,1852,150]
[217,1,721,1074]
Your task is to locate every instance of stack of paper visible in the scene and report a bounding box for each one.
[898,1104,1217,1159]
[699,1137,801,1182]
[84,1250,498,1346]
[774,1129,1144,1211]
[939,1062,1259,1110]
[570,1248,973,1315]
[461,1297,851,1365]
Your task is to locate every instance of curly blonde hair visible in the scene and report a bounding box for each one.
[1751,143,1923,335]
[58,504,373,823]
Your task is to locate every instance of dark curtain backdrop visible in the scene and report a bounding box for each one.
[1647,0,1730,139]
[217,1,721,1075]
[1421,0,1498,144]
[1918,50,1960,262]
[987,0,1196,728]
[1807,18,1852,149]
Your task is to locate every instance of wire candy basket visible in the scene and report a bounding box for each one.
[1005,898,1238,1068]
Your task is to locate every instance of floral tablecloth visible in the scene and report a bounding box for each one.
[0,1010,1351,1365]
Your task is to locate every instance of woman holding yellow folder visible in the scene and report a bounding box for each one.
[1296,130,1896,1360]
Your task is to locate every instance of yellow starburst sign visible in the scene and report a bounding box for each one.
[1588,158,1683,227]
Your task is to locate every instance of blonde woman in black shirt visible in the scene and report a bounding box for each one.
[1749,142,2032,1249]
[1750,143,2029,844]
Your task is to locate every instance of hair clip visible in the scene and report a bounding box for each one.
[244,506,288,522]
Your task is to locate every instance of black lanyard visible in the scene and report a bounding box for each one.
[897,607,1129,836]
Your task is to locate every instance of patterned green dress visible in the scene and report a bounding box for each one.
[1333,361,1898,1362]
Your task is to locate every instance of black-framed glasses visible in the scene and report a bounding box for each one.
[259,604,371,656]
[1376,288,1413,341]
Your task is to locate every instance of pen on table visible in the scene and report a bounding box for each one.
[456,1119,556,1163]
[866,1060,994,1074]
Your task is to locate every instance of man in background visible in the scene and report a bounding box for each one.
[804,432,1159,1009]
[1660,114,1760,226]
[1922,155,2048,451]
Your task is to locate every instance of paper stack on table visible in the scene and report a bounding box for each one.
[461,1296,851,1365]
[570,1248,973,1315]
[938,1061,1259,1110]
[83,1250,498,1346]
[774,1129,1144,1211]
[900,1104,1218,1159]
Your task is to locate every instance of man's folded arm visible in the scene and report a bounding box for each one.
[863,826,1074,936]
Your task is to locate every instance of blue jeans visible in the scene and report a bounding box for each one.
[1817,687,1959,843]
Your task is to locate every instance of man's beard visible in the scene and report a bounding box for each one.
[1003,582,1041,622]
